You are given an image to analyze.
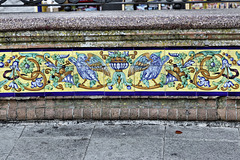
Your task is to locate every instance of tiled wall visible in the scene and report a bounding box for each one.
[1,48,240,97]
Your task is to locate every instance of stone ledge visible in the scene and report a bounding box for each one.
[0,9,240,31]
[1,29,240,48]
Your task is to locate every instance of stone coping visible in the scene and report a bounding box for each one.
[0,9,240,31]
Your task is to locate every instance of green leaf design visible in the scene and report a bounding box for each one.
[90,80,96,88]
[181,76,188,87]
[106,57,111,64]
[173,53,187,63]
[205,56,221,72]
[51,54,65,64]
[212,77,227,90]
[126,57,132,64]
[188,51,195,57]
[188,84,196,90]
[181,68,190,75]
[19,58,35,74]
[194,55,204,63]
[50,68,57,75]
[0,79,8,88]
[165,65,174,71]
[58,58,64,64]
[73,74,79,85]
[234,78,240,84]
[142,79,149,88]
[36,57,44,65]
[45,84,53,90]
[168,82,175,88]
[65,66,74,72]
[235,51,240,59]
[117,52,121,57]
[127,78,133,84]
[50,76,59,88]
[53,82,58,88]
[159,74,166,86]
[106,78,112,84]
[51,54,58,60]
[15,79,29,91]
[65,82,73,88]
[0,54,6,62]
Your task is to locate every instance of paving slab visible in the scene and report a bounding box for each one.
[0,121,240,160]
[0,125,25,160]
[0,140,17,160]
[21,123,94,138]
[85,137,163,160]
[7,137,89,160]
[84,124,164,160]
[92,124,165,138]
[0,125,25,139]
[164,139,240,160]
[166,125,239,141]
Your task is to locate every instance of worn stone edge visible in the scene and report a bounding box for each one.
[0,10,240,31]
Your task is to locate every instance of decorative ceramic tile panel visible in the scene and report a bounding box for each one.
[0,48,240,96]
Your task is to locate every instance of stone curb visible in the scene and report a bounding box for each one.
[0,10,240,31]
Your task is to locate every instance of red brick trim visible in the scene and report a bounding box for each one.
[0,96,239,121]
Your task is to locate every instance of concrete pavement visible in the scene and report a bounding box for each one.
[0,121,240,160]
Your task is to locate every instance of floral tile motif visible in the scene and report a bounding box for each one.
[104,50,135,94]
[0,48,240,96]
[165,49,197,93]
[195,49,236,93]
[43,51,74,94]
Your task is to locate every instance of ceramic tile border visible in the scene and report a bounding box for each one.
[0,47,240,97]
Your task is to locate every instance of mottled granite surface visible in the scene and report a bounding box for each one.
[0,9,240,31]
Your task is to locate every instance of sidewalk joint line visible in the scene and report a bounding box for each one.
[5,126,26,160]
[165,137,239,143]
[162,125,166,160]
[82,124,95,160]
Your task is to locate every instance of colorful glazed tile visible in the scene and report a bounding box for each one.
[0,68,8,95]
[0,51,13,70]
[132,50,166,94]
[2,48,240,97]
[104,50,135,95]
[218,49,240,94]
[164,49,197,95]
[0,51,27,96]
[71,50,105,95]
[192,49,231,95]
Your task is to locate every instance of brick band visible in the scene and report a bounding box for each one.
[0,96,239,121]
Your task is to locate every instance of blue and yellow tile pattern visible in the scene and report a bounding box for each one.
[1,48,240,96]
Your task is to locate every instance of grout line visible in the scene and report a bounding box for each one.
[162,125,166,160]
[82,124,95,160]
[5,126,26,160]
[238,128,240,138]
[18,126,26,139]
[165,137,239,143]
